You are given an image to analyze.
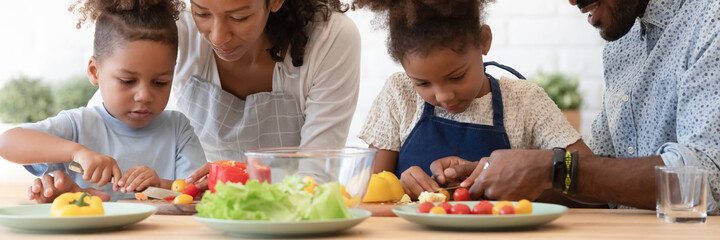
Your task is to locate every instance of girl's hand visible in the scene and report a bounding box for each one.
[28,170,110,203]
[117,166,160,193]
[429,156,473,185]
[400,166,440,200]
[73,147,122,188]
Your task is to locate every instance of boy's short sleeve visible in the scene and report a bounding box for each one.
[171,112,207,179]
[18,110,78,176]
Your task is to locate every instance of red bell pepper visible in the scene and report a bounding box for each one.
[209,161,249,193]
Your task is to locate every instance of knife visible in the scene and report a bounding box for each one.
[435,186,462,193]
[68,161,179,199]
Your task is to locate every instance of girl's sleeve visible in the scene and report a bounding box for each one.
[523,83,582,149]
[358,73,406,151]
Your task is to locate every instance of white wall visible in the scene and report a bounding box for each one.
[0,0,606,183]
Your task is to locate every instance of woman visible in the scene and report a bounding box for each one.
[89,0,361,188]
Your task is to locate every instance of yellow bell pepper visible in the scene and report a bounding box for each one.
[50,192,104,217]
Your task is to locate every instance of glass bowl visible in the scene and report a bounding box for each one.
[243,147,376,207]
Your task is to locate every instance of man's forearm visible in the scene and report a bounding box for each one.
[576,153,664,209]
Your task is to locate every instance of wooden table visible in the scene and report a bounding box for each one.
[1,184,718,239]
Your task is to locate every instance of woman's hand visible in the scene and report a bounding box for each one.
[72,146,122,188]
[28,170,110,203]
[185,163,210,192]
[117,166,160,193]
[400,166,440,200]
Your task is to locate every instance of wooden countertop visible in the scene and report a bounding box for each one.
[1,184,718,239]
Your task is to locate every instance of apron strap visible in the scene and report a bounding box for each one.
[421,102,436,119]
[486,73,506,129]
[484,61,526,80]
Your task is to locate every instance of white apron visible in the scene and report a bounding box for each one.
[176,55,304,162]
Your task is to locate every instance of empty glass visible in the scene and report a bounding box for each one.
[660,167,708,224]
[655,166,696,218]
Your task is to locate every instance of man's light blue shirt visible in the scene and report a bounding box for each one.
[21,105,207,201]
[589,0,720,213]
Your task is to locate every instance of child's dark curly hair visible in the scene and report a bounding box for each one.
[352,0,493,63]
[266,0,349,67]
[69,0,185,62]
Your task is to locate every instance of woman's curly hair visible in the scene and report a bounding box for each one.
[266,0,348,67]
[352,0,493,63]
[69,0,185,61]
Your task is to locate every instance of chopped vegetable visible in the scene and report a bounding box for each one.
[209,161,249,193]
[174,194,194,204]
[135,192,148,201]
[50,192,104,217]
[182,183,200,198]
[197,175,352,221]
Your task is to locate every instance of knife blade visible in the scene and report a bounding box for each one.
[141,186,181,199]
[435,186,462,193]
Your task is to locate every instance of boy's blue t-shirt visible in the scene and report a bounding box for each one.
[20,105,207,201]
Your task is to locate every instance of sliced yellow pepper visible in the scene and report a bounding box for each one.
[50,192,104,217]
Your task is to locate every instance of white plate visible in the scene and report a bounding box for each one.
[194,208,371,237]
[392,201,567,230]
[0,202,157,232]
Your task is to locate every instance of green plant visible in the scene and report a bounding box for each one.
[53,76,98,112]
[0,76,54,123]
[530,72,582,110]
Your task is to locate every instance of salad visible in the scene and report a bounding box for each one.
[196,175,353,221]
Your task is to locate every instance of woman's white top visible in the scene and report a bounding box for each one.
[359,72,581,152]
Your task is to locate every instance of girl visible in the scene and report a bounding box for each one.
[353,0,593,201]
[0,0,206,202]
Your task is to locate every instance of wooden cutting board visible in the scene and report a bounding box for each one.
[356,202,410,217]
[117,199,199,215]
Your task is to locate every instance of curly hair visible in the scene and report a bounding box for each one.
[69,0,185,62]
[266,0,348,67]
[352,0,493,63]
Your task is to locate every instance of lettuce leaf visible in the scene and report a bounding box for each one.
[197,175,352,221]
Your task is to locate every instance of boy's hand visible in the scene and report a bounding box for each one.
[117,166,160,193]
[400,166,440,200]
[73,147,122,188]
[28,170,110,203]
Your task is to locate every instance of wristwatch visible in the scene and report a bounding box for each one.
[551,147,567,192]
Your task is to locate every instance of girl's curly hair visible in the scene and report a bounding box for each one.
[69,0,185,61]
[266,0,349,67]
[352,0,493,63]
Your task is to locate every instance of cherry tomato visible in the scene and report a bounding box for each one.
[437,202,453,213]
[515,199,533,214]
[450,203,471,214]
[492,201,513,215]
[430,206,447,214]
[472,200,493,214]
[182,183,199,198]
[171,179,187,192]
[498,205,515,215]
[163,195,176,202]
[452,188,470,201]
[173,194,193,204]
[416,202,435,213]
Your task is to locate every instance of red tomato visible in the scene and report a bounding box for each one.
[209,161,248,193]
[437,202,453,213]
[453,188,470,201]
[472,200,493,215]
[450,203,471,214]
[163,195,176,202]
[498,205,515,215]
[416,202,435,213]
[182,183,199,198]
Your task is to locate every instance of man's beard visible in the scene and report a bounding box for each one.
[599,0,641,41]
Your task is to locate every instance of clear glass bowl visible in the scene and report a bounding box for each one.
[243,147,376,207]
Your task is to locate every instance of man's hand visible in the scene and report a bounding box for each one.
[73,147,122,188]
[117,166,160,193]
[400,166,440,199]
[28,170,110,203]
[466,149,554,201]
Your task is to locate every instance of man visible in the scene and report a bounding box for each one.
[432,0,720,213]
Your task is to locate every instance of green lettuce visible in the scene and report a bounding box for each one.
[196,175,352,221]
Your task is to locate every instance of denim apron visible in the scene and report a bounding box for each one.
[396,62,526,176]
